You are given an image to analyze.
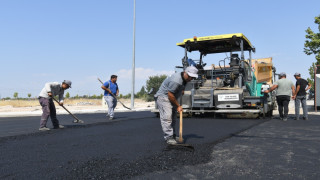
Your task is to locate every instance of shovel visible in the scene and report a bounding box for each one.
[166,111,194,150]
[178,111,184,143]
[52,97,84,123]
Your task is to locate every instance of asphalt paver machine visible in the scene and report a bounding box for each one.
[153,33,276,118]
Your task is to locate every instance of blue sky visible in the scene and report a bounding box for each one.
[0,0,319,98]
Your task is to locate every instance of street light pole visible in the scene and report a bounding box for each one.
[131,0,136,109]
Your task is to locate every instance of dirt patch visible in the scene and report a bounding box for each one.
[0,98,155,113]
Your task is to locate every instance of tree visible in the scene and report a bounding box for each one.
[136,86,147,99]
[65,92,70,99]
[304,15,320,64]
[145,74,168,101]
[123,93,131,99]
[91,94,97,99]
[146,75,167,93]
[304,15,320,91]
[27,93,32,100]
[13,92,18,99]
[307,63,316,91]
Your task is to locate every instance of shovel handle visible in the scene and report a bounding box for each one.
[179,111,183,143]
[52,97,81,122]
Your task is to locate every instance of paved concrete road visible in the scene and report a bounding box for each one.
[0,111,267,179]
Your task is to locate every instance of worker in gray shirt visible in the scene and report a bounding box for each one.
[38,80,72,131]
[155,66,198,145]
[264,72,295,121]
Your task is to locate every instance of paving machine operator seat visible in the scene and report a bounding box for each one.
[230,54,240,67]
[224,54,241,87]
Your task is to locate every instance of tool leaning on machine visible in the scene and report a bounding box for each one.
[52,96,84,123]
[97,78,131,110]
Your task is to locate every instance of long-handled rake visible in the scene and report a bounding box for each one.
[52,97,84,123]
[97,78,132,110]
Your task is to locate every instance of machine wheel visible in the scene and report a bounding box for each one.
[266,109,273,118]
[273,102,277,110]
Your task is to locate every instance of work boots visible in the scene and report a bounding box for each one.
[166,137,178,145]
[39,127,50,131]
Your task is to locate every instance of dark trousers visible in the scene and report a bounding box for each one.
[39,97,59,128]
[276,95,290,118]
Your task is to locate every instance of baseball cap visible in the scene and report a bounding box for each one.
[294,72,301,76]
[279,72,286,77]
[63,80,72,88]
[185,66,198,78]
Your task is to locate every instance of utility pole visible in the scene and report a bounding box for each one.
[131,0,136,109]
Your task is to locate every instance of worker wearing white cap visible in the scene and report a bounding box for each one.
[38,80,72,131]
[293,72,311,120]
[155,66,198,145]
[264,72,295,121]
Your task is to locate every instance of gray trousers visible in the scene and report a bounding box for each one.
[39,97,59,128]
[104,95,117,118]
[156,96,177,140]
[295,95,308,119]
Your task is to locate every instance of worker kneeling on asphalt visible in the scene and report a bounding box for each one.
[38,80,72,131]
[155,66,198,145]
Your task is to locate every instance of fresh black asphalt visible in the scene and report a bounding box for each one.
[135,114,320,180]
[0,111,319,179]
[0,111,265,179]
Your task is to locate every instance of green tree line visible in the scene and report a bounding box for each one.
[305,14,320,92]
[2,75,168,101]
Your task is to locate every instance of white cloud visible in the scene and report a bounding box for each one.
[0,68,174,98]
[117,67,174,80]
[115,67,174,95]
[65,68,174,96]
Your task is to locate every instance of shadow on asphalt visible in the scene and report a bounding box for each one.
[232,134,320,142]
[183,133,204,141]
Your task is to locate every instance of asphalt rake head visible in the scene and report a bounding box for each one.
[73,119,84,123]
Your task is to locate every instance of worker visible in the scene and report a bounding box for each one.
[292,72,311,120]
[101,75,119,120]
[264,72,295,121]
[38,80,72,131]
[187,58,197,67]
[155,66,198,145]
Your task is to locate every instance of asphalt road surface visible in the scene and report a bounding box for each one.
[0,111,269,179]
[1,111,320,179]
